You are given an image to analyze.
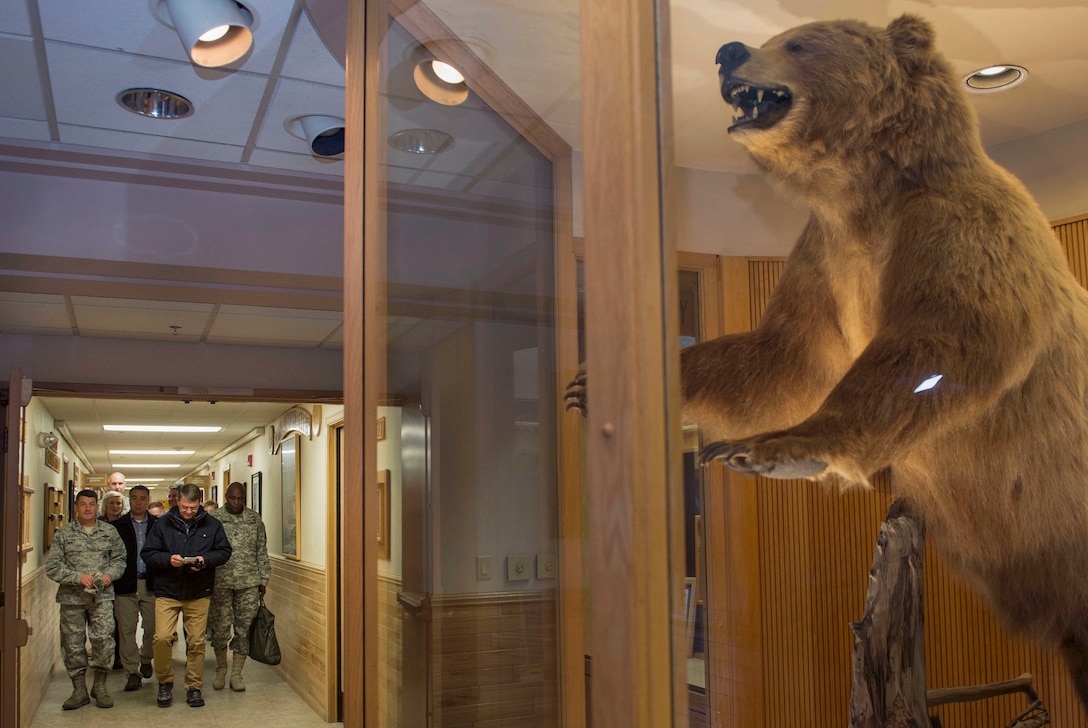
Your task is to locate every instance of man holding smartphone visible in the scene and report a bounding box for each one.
[142,483,231,709]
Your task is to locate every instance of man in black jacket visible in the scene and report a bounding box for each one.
[142,483,231,709]
[111,485,157,691]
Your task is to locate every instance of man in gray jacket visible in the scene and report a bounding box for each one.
[45,489,126,710]
[208,481,271,691]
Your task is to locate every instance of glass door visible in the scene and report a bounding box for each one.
[345,0,688,725]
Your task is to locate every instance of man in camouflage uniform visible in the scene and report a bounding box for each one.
[208,481,271,692]
[45,489,126,710]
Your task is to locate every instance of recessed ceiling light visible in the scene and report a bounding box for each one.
[963,64,1028,93]
[112,463,182,468]
[104,425,222,433]
[117,88,194,119]
[414,60,469,106]
[110,450,197,455]
[389,128,453,154]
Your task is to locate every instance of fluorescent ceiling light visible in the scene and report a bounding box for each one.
[110,449,196,455]
[104,425,222,433]
[112,464,181,468]
[128,478,166,482]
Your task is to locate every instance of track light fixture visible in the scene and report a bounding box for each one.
[161,0,254,68]
[288,115,346,158]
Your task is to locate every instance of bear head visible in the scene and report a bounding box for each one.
[717,15,982,199]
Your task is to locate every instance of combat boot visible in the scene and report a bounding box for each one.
[213,648,228,690]
[230,652,247,691]
[62,672,90,710]
[90,668,113,708]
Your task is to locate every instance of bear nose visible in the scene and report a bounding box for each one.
[716,41,750,75]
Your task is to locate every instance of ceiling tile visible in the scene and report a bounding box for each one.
[46,42,270,146]
[0,0,32,35]
[247,146,343,176]
[56,123,247,164]
[206,305,342,347]
[0,116,53,142]
[0,291,70,334]
[280,8,345,85]
[254,76,345,154]
[0,36,48,120]
[71,296,212,341]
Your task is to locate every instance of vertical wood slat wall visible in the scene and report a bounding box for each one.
[719,220,1088,724]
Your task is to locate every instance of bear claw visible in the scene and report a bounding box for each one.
[699,440,828,480]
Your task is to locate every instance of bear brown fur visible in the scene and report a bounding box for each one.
[692,14,1088,712]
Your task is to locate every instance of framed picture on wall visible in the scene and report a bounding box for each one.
[251,472,262,514]
[280,435,300,560]
[377,470,390,560]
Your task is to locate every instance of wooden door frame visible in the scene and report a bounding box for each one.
[343,1,584,726]
[2,370,30,728]
[582,0,685,726]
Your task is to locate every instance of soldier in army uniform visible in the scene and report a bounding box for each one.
[45,489,127,710]
[208,481,271,692]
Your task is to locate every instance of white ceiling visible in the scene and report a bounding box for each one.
[6,0,1088,484]
[36,395,299,494]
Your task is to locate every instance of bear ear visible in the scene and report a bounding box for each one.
[886,13,935,69]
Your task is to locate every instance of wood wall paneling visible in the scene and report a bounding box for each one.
[713,231,1088,725]
[19,567,61,727]
[267,558,331,719]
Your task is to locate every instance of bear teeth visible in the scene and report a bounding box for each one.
[728,85,790,124]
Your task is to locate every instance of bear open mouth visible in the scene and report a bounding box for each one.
[724,83,792,132]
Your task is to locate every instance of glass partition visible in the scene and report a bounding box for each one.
[369,4,580,726]
[349,0,698,724]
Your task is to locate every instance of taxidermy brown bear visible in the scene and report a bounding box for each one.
[568,13,1088,714]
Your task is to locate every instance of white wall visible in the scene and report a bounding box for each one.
[21,397,93,572]
[208,403,340,568]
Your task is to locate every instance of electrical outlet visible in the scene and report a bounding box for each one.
[536,553,557,579]
[476,555,492,580]
[507,555,532,581]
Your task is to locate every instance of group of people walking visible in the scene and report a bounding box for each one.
[44,473,271,710]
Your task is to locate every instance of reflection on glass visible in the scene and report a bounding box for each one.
[376,14,564,728]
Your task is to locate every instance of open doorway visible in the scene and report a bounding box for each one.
[14,388,344,725]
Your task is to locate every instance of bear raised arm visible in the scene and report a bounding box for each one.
[570,14,1088,716]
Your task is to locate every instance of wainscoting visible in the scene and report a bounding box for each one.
[378,573,402,728]
[430,591,558,728]
[19,566,61,726]
[267,556,331,720]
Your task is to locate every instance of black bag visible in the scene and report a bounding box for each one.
[248,595,282,665]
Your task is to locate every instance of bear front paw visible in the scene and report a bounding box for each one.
[564,366,587,416]
[699,439,828,480]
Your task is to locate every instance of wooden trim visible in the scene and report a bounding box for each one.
[554,148,589,727]
[0,253,341,292]
[583,0,681,725]
[341,0,370,724]
[30,382,342,404]
[326,418,344,722]
[1049,211,1088,227]
[2,369,25,728]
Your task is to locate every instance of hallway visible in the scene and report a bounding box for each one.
[26,639,340,728]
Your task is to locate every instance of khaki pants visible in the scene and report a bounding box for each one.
[114,579,155,675]
[153,596,209,690]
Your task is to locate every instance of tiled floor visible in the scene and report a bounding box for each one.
[26,638,342,728]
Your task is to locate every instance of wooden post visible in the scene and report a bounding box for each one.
[849,499,929,727]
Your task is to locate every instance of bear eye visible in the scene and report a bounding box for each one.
[786,41,805,53]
